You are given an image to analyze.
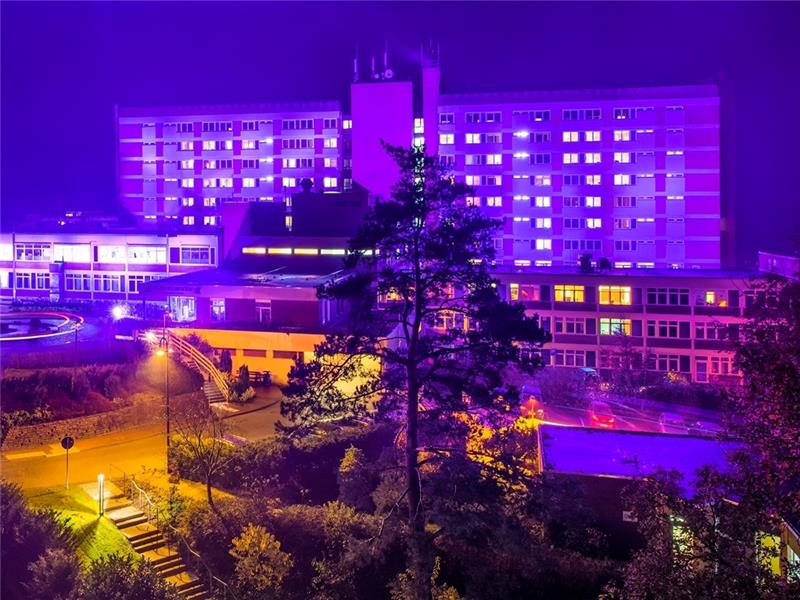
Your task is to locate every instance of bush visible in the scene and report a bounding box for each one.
[77,553,180,600]
[25,548,79,600]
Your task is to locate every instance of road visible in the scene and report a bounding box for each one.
[1,399,285,490]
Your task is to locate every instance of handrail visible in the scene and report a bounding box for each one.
[109,464,238,600]
[166,330,230,401]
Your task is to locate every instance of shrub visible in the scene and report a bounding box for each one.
[230,524,294,600]
[25,548,79,600]
[77,553,180,600]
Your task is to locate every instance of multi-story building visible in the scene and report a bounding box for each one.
[116,102,348,226]
[439,86,721,269]
[494,266,754,384]
[117,50,724,270]
[0,228,218,304]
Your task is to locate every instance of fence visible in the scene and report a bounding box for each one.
[166,331,228,401]
[109,465,238,600]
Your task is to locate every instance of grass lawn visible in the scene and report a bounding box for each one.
[25,486,134,565]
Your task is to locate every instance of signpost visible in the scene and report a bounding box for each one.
[61,436,74,489]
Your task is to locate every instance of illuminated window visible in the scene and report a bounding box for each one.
[535,218,552,229]
[180,159,194,169]
[534,196,551,207]
[323,177,338,188]
[323,138,337,149]
[96,245,125,264]
[584,131,601,142]
[203,216,216,226]
[53,244,90,263]
[465,133,481,144]
[584,153,601,164]
[414,118,424,134]
[585,174,601,185]
[342,119,352,130]
[283,177,297,188]
[585,196,601,207]
[562,131,579,142]
[533,175,551,186]
[179,141,194,151]
[183,216,195,225]
[14,243,51,262]
[563,153,579,164]
[127,246,166,264]
[535,239,552,250]
[599,285,632,305]
[465,196,481,207]
[243,178,257,188]
[486,196,502,207]
[324,157,337,168]
[600,318,631,336]
[586,218,602,229]
[211,299,226,322]
[439,133,454,145]
[614,174,633,185]
[614,130,632,142]
[181,178,194,188]
[554,285,585,303]
[614,152,632,163]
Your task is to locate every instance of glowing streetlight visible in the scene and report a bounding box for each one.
[111,305,127,320]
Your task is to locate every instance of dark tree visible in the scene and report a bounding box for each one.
[219,349,233,374]
[283,146,550,598]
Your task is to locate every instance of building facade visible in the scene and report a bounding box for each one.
[0,230,218,304]
[494,266,753,384]
[116,102,349,226]
[117,53,723,270]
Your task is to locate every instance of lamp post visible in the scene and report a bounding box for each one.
[158,311,172,471]
[97,473,105,516]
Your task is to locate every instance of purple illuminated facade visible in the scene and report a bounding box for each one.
[116,52,722,269]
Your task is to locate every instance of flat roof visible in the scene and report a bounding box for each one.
[142,262,345,291]
[440,84,719,107]
[540,425,739,487]
[118,100,341,119]
[491,265,758,281]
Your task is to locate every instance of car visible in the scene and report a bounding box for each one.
[589,400,616,429]
[659,411,688,434]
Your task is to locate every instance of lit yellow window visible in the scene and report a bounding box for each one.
[555,285,585,303]
[705,291,716,305]
[600,318,631,335]
[599,285,632,305]
[509,283,520,301]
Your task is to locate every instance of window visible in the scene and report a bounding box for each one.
[127,246,166,264]
[615,240,638,251]
[183,216,195,225]
[563,152,579,164]
[710,356,733,376]
[174,122,193,133]
[531,153,550,165]
[532,110,550,122]
[585,196,601,207]
[180,159,194,169]
[585,175,601,185]
[203,216,216,226]
[179,141,194,151]
[181,197,195,207]
[615,218,635,230]
[53,244,91,263]
[323,117,337,129]
[242,178,257,188]
[283,177,297,188]
[554,349,587,367]
[14,243,51,261]
[324,157,338,168]
[695,322,731,341]
[554,285,585,303]
[508,283,541,302]
[439,133,454,145]
[533,132,551,143]
[614,130,632,142]
[211,299,226,321]
[179,246,213,265]
[241,120,259,131]
[14,271,50,290]
[127,274,162,293]
[465,133,481,144]
[555,317,586,334]
[323,177,338,188]
[323,138,337,149]
[599,285,631,305]
[202,121,232,132]
[93,274,124,293]
[282,138,313,149]
[534,196,551,207]
[584,131,601,142]
[615,196,636,208]
[439,113,454,125]
[584,153,601,164]
[564,175,581,185]
[535,218,552,229]
[563,131,579,142]
[485,133,501,144]
[465,196,480,207]
[533,175,551,186]
[586,218,602,229]
[647,288,689,306]
[647,320,689,339]
[535,239,552,250]
[282,118,313,130]
[600,318,631,336]
[64,273,91,291]
[614,108,633,120]
[614,174,634,185]
[486,196,502,207]
[614,152,632,164]
[96,245,125,263]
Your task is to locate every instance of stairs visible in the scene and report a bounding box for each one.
[100,486,211,599]
[203,379,226,404]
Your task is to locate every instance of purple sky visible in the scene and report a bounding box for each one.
[2,1,799,266]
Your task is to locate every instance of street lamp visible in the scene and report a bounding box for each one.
[97,473,105,516]
[158,311,172,471]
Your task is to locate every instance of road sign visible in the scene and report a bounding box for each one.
[61,436,74,489]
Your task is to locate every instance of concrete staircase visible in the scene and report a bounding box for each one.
[86,482,210,599]
[203,379,226,404]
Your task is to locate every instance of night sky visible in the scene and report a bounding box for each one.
[2,1,799,266]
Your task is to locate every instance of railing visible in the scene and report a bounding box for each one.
[109,465,238,600]
[166,330,230,402]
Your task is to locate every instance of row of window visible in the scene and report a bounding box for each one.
[0,272,166,293]
[0,244,215,265]
[506,284,735,308]
[440,106,676,127]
